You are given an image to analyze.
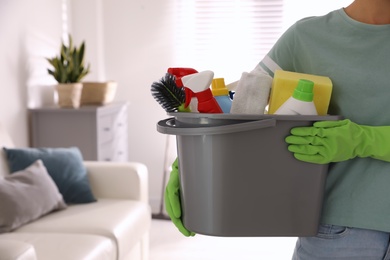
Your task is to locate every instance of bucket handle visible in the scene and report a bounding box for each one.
[157,117,276,135]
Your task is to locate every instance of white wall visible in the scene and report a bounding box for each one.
[105,0,179,213]
[68,0,177,213]
[102,0,177,213]
[0,0,63,146]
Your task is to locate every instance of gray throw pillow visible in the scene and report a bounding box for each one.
[0,159,67,233]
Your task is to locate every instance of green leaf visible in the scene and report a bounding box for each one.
[46,34,90,83]
[78,42,85,64]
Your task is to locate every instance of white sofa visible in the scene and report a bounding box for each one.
[0,124,151,260]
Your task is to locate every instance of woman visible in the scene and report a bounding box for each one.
[165,1,390,259]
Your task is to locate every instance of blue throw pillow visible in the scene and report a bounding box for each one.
[3,147,96,204]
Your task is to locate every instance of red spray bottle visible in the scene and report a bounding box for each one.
[181,70,223,113]
[167,68,222,113]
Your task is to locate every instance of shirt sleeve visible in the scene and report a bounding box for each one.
[255,23,297,77]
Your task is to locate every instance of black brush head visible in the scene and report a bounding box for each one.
[151,73,186,112]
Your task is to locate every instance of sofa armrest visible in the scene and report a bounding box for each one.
[84,161,148,203]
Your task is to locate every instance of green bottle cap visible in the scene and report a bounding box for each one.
[292,79,314,102]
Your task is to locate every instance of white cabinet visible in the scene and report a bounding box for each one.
[29,102,128,161]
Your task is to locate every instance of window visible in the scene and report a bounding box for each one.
[173,0,283,83]
[173,0,353,83]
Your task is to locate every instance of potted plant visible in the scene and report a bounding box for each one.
[47,35,90,108]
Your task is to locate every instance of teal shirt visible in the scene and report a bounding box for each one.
[259,9,390,232]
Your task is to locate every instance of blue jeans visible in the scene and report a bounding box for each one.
[292,224,390,260]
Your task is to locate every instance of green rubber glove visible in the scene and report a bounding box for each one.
[164,158,195,237]
[285,119,390,164]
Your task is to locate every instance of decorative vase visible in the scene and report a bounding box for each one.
[55,83,83,108]
[81,81,117,106]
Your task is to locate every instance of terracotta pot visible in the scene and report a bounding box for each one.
[81,81,117,106]
[55,83,83,108]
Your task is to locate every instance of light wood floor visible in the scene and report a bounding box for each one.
[149,219,297,260]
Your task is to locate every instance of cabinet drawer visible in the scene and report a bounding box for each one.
[98,142,127,161]
[112,105,127,135]
[98,115,114,143]
[98,107,127,144]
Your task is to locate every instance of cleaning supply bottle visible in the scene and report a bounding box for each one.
[274,79,318,115]
[181,70,223,113]
[211,78,232,113]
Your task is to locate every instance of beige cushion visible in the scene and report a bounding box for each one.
[0,233,115,260]
[0,239,37,260]
[0,160,66,233]
[15,199,151,260]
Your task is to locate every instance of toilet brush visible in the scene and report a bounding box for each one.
[151,73,190,112]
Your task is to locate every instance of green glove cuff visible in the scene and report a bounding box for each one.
[286,119,390,164]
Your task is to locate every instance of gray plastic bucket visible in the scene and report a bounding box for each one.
[157,113,342,237]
